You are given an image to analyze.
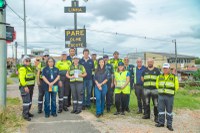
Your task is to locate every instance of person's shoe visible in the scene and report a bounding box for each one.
[71,110,77,114]
[167,126,174,131]
[63,108,69,111]
[121,112,125,115]
[142,115,150,119]
[154,116,159,123]
[28,113,34,117]
[114,112,120,115]
[107,108,110,113]
[58,110,62,113]
[137,111,142,114]
[96,114,101,118]
[155,123,164,127]
[24,117,31,121]
[82,106,85,110]
[52,114,57,117]
[126,108,130,113]
[45,115,50,118]
[38,110,42,114]
[75,111,82,114]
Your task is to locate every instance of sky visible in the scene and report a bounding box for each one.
[5,0,200,58]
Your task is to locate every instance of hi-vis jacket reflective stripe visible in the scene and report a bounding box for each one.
[38,61,46,79]
[114,71,130,94]
[19,66,35,86]
[69,65,85,82]
[56,60,71,76]
[108,58,123,72]
[143,74,158,87]
[156,74,179,95]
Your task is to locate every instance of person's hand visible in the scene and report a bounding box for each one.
[97,83,101,89]
[71,75,75,79]
[49,82,54,87]
[121,85,125,90]
[37,80,40,86]
[24,87,29,93]
[78,74,82,77]
[58,81,63,88]
[99,86,102,91]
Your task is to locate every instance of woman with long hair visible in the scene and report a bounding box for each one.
[94,58,108,117]
[42,57,60,118]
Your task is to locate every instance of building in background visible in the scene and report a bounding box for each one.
[127,52,196,70]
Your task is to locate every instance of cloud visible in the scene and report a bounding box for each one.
[87,0,136,21]
[171,24,200,39]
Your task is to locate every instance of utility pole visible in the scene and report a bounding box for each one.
[23,0,27,55]
[15,41,18,66]
[173,39,178,75]
[103,48,104,56]
[0,3,7,110]
[74,0,78,55]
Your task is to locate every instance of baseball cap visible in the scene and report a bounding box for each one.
[22,56,31,62]
[73,56,79,59]
[62,51,67,55]
[43,51,49,56]
[163,63,170,68]
[118,62,124,66]
[113,51,119,55]
[103,55,109,59]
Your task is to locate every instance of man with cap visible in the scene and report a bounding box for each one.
[155,63,179,131]
[66,56,87,114]
[56,51,72,112]
[108,51,123,72]
[91,53,98,103]
[124,57,135,112]
[37,51,49,113]
[18,56,35,121]
[103,55,114,112]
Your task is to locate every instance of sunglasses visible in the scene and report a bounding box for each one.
[36,59,40,62]
[44,55,49,57]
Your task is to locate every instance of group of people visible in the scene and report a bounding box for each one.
[18,48,179,131]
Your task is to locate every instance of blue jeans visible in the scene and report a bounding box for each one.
[44,91,57,115]
[83,80,93,106]
[95,85,107,115]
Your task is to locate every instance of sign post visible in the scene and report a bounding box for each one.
[64,0,87,55]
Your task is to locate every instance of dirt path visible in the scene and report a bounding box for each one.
[80,109,200,133]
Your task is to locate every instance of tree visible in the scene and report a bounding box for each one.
[195,58,200,64]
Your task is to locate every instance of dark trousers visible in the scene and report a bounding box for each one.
[44,91,57,115]
[20,85,34,118]
[158,95,174,127]
[144,88,158,117]
[83,80,93,107]
[60,76,71,109]
[70,82,83,112]
[38,79,45,112]
[58,81,63,111]
[115,93,128,112]
[106,79,113,109]
[134,85,146,112]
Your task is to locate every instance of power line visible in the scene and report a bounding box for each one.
[7,4,24,21]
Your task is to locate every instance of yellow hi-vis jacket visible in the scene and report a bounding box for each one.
[92,60,98,75]
[114,71,130,94]
[108,58,123,72]
[56,60,71,76]
[18,66,35,86]
[69,64,86,82]
[156,74,179,95]
[37,61,46,79]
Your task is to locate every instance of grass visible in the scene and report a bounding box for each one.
[10,73,18,78]
[0,98,24,133]
[89,86,200,115]
[7,78,13,85]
